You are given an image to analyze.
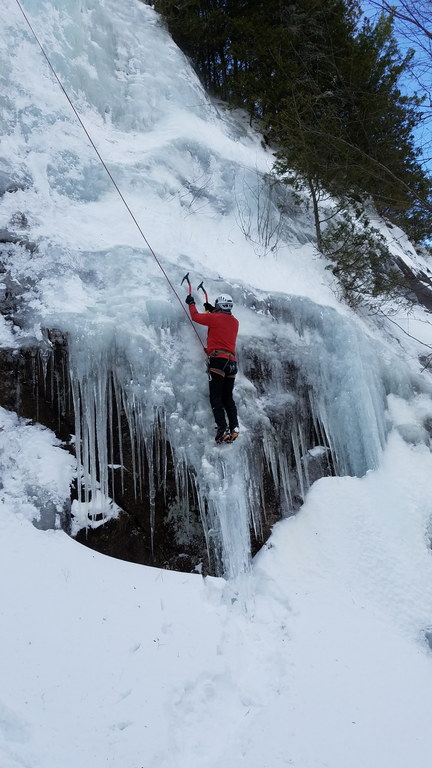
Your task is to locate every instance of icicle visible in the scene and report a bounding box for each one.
[108,373,115,501]
[31,351,39,424]
[291,425,305,502]
[298,421,310,488]
[113,377,125,496]
[144,433,156,555]
[39,349,49,398]
[277,449,293,515]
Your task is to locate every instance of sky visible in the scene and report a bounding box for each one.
[360,0,432,169]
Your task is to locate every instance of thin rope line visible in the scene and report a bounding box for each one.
[14,0,206,351]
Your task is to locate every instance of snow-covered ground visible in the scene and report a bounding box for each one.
[2,406,432,768]
[2,0,432,765]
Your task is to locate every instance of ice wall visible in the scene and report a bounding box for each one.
[1,0,431,577]
[60,282,421,577]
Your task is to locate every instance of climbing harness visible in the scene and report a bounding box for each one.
[209,350,237,360]
[13,0,206,351]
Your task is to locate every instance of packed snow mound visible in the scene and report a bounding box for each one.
[0,406,75,528]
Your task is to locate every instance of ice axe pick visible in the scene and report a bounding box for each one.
[181,271,192,295]
[197,281,208,304]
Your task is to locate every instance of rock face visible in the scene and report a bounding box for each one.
[394,256,432,311]
[0,338,73,442]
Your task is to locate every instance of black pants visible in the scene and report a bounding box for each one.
[208,356,238,431]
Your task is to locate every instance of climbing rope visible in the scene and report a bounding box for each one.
[14,0,206,351]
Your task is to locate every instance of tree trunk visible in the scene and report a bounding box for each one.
[308,176,323,251]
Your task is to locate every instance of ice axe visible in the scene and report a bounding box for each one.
[197,281,208,304]
[181,271,192,295]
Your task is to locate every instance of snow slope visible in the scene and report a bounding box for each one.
[2,1,432,765]
[2,408,432,768]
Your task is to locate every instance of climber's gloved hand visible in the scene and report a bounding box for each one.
[203,302,214,313]
[185,294,195,305]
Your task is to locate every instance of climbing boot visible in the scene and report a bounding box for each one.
[224,427,239,444]
[215,426,229,444]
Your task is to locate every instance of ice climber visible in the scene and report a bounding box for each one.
[185,292,240,444]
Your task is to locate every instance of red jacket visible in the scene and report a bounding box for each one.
[189,304,239,358]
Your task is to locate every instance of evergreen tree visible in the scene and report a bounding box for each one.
[153,0,432,243]
[272,10,431,242]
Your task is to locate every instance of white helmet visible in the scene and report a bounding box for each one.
[215,293,233,312]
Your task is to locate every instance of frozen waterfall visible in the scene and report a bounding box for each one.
[1,0,431,577]
[62,284,418,577]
